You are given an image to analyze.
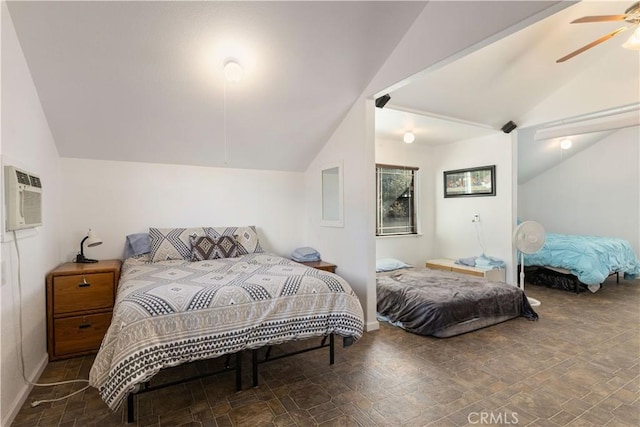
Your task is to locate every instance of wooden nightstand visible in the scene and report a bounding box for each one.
[46,259,122,361]
[298,260,337,273]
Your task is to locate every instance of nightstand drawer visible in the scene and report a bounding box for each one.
[53,272,114,314]
[53,312,112,356]
[47,260,121,360]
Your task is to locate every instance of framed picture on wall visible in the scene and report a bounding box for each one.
[443,165,496,198]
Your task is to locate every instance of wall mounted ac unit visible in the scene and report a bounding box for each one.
[4,166,42,231]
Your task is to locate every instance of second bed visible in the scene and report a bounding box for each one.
[376,266,538,338]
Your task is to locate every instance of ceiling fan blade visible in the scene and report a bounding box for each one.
[571,15,629,23]
[556,27,628,63]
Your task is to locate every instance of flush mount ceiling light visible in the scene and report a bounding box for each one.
[403,131,415,144]
[560,139,573,149]
[224,59,243,83]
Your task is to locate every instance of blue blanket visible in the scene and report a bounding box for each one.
[523,233,640,285]
[123,233,151,259]
[456,255,505,269]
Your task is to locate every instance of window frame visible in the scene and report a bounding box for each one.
[375,163,419,237]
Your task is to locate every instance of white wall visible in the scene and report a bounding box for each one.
[518,127,640,255]
[304,99,378,331]
[374,137,434,267]
[1,3,62,424]
[432,132,516,283]
[59,158,306,262]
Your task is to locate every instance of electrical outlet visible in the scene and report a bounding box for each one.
[472,214,480,223]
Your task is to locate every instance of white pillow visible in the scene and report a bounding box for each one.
[376,258,412,272]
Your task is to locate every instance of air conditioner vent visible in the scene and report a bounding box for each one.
[16,170,30,185]
[4,166,43,231]
[29,175,42,188]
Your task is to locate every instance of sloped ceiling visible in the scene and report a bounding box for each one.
[375,1,640,182]
[9,1,637,177]
[6,1,425,171]
[386,1,639,129]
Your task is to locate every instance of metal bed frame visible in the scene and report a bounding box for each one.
[544,266,620,294]
[125,334,335,423]
[251,334,335,387]
[527,265,620,294]
[126,352,242,423]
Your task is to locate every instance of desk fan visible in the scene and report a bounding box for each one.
[513,221,546,307]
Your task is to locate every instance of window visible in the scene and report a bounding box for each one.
[376,164,418,236]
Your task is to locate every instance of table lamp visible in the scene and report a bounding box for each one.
[75,229,103,263]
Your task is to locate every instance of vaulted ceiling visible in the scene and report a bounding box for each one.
[385,0,639,131]
[375,1,640,183]
[8,1,637,177]
[6,1,425,171]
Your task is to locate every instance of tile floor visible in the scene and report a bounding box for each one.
[11,275,640,426]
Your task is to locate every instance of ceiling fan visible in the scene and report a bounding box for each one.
[557,1,640,63]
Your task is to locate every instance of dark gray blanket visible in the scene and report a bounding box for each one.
[376,268,538,337]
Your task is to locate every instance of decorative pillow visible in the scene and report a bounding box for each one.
[149,227,206,262]
[190,235,239,261]
[376,258,412,272]
[204,226,264,255]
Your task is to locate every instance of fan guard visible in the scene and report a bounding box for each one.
[513,221,546,254]
[513,221,546,307]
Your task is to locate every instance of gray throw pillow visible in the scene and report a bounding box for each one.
[190,235,239,261]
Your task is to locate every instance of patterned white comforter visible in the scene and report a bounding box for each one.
[89,253,364,410]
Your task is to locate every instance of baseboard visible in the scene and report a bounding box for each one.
[366,320,380,332]
[2,352,48,427]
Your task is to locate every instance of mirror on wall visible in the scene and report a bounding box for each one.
[321,162,344,227]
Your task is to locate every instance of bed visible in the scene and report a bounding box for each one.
[376,266,537,338]
[523,233,640,293]
[89,227,364,419]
